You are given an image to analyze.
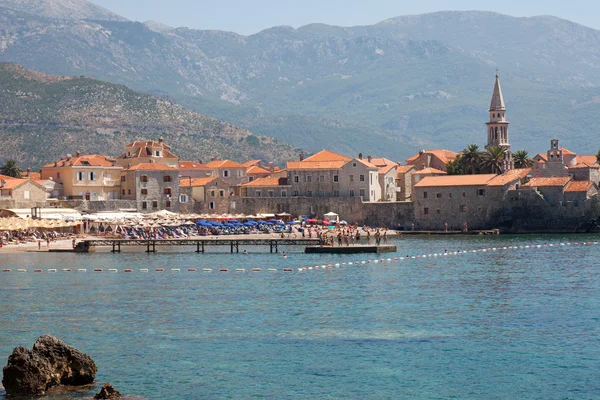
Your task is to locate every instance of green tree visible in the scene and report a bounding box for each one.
[513,150,534,168]
[483,146,506,174]
[596,149,600,164]
[0,160,22,178]
[446,154,465,175]
[461,144,483,174]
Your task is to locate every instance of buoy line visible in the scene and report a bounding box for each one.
[2,241,598,274]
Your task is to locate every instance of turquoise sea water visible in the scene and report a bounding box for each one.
[1,235,600,399]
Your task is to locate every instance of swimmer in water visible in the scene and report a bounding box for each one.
[243,250,248,255]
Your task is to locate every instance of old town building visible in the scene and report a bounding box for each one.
[116,138,179,168]
[40,153,122,200]
[120,163,179,212]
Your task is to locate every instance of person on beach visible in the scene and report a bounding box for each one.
[38,241,41,250]
[72,239,76,249]
[383,229,388,244]
[46,237,50,248]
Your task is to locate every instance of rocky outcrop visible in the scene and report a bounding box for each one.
[95,382,121,399]
[2,334,97,396]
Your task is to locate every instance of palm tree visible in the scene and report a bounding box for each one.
[483,146,506,174]
[461,144,483,174]
[446,154,464,175]
[513,150,534,169]
[0,160,22,178]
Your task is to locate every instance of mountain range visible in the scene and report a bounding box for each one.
[0,0,600,162]
[0,62,300,168]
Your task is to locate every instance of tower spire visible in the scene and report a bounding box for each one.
[489,73,505,111]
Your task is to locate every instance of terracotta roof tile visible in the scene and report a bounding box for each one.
[378,164,397,175]
[242,160,262,168]
[178,161,208,170]
[414,174,497,188]
[125,163,176,171]
[560,147,576,155]
[205,160,245,169]
[396,165,416,174]
[369,157,397,168]
[413,167,447,175]
[522,177,571,188]
[406,149,457,165]
[303,150,352,162]
[0,179,28,189]
[125,140,172,150]
[42,154,118,168]
[241,177,285,187]
[565,181,594,193]
[246,165,271,175]
[486,168,531,187]
[578,155,598,166]
[179,177,217,187]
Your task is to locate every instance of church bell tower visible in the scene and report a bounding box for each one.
[485,73,513,171]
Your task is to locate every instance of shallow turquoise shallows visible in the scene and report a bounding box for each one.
[1,235,600,399]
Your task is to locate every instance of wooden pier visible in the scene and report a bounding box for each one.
[80,238,322,254]
[305,245,397,254]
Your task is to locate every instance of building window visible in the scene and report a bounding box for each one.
[164,188,172,196]
[141,188,148,195]
[349,175,354,182]
[230,201,236,210]
[219,190,224,197]
[293,191,299,197]
[256,190,262,197]
[56,172,60,179]
[268,190,274,197]
[89,172,96,181]
[294,176,299,183]
[436,193,442,198]
[155,151,161,157]
[306,191,312,197]
[437,209,441,214]
[349,189,355,197]
[333,175,339,182]
[249,177,254,182]
[423,191,428,199]
[319,175,325,183]
[164,175,172,182]
[152,201,158,208]
[122,189,126,196]
[142,202,147,210]
[281,191,287,197]
[333,190,339,197]
[478,189,486,196]
[306,175,312,183]
[77,172,85,181]
[424,207,429,215]
[359,174,365,182]
[140,175,148,183]
[121,176,126,182]
[223,170,230,178]
[165,201,171,208]
[179,194,188,203]
[23,190,30,200]
[210,190,215,197]
[460,205,467,212]
[462,192,466,198]
[353,162,357,167]
[359,189,365,198]
[209,201,215,210]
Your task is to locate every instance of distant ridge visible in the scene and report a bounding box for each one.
[0,63,301,168]
[0,0,127,21]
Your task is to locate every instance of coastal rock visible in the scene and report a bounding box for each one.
[2,334,97,396]
[95,382,121,399]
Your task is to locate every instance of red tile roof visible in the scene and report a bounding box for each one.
[413,167,447,175]
[522,177,571,188]
[578,155,598,166]
[303,150,351,163]
[414,174,497,188]
[42,154,118,168]
[125,163,176,171]
[205,160,245,169]
[396,165,416,174]
[486,168,531,187]
[565,181,594,193]
[242,160,262,168]
[0,179,28,189]
[125,140,172,149]
[378,164,397,175]
[178,161,208,170]
[246,165,271,175]
[179,177,218,187]
[369,157,397,168]
[241,177,285,187]
[406,149,457,165]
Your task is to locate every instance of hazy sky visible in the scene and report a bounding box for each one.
[90,0,600,35]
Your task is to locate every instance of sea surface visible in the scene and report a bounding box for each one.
[0,234,599,399]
